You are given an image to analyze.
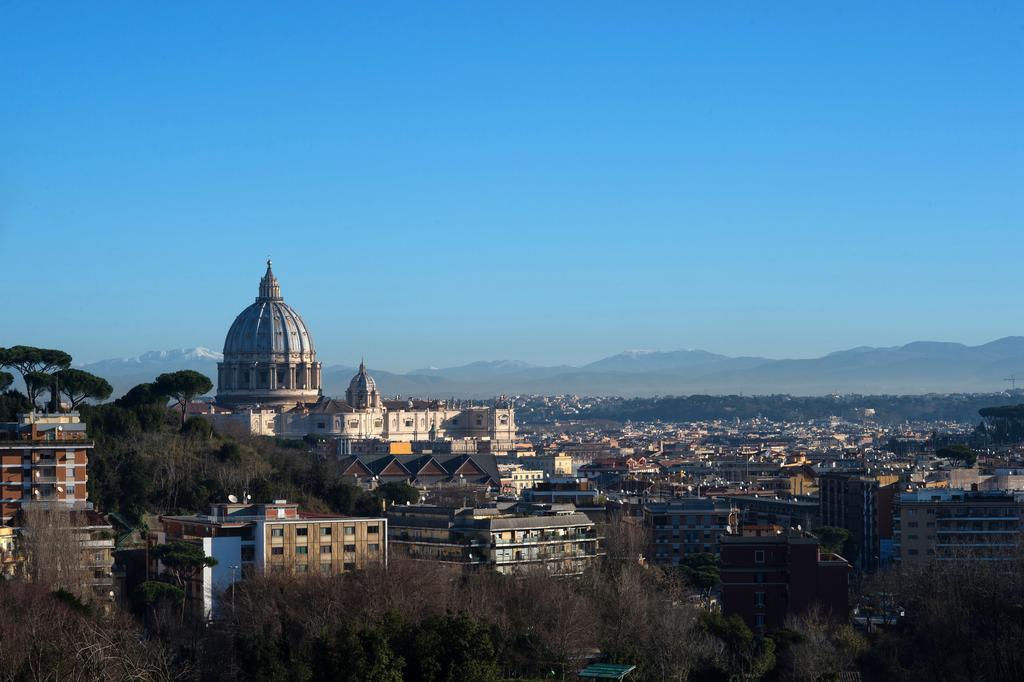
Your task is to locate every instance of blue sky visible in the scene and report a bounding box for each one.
[2,2,1022,371]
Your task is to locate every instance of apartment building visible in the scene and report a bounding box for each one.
[498,463,544,496]
[532,453,573,478]
[1,412,91,524]
[726,494,820,532]
[818,472,898,572]
[522,478,603,512]
[387,503,603,576]
[153,500,386,618]
[894,488,1024,564]
[720,526,851,633]
[642,497,738,564]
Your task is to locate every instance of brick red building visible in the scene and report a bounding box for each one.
[719,525,850,633]
[1,412,92,525]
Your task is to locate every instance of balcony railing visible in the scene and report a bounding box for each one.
[492,533,600,546]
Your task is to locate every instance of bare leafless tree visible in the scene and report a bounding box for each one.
[19,506,93,602]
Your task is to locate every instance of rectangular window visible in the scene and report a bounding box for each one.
[271,547,284,556]
[271,528,284,538]
[754,550,765,564]
[755,592,765,607]
[367,525,379,535]
[296,564,308,573]
[755,614,765,628]
[321,562,332,573]
[344,526,355,536]
[344,544,356,553]
[296,527,308,537]
[296,546,308,555]
[321,546,332,554]
[343,562,356,571]
[320,527,331,537]
[368,543,380,552]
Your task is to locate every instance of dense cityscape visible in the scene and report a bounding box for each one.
[2,262,1024,681]
[6,4,1022,680]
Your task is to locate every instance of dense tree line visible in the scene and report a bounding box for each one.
[855,555,1024,680]
[977,404,1024,443]
[82,400,417,523]
[576,393,1024,425]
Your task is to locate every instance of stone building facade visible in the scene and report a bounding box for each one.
[212,262,516,446]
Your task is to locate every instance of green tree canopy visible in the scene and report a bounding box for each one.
[0,346,72,406]
[151,540,217,621]
[0,390,33,422]
[813,526,850,555]
[937,444,978,468]
[0,371,12,392]
[678,552,721,591]
[54,368,113,410]
[151,540,218,583]
[134,580,184,607]
[375,481,420,506]
[115,382,166,409]
[154,370,213,426]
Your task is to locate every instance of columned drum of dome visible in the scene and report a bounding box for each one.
[216,261,322,408]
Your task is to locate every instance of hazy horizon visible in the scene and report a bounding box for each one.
[4,3,1022,371]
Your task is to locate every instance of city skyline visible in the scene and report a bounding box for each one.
[3,3,1022,370]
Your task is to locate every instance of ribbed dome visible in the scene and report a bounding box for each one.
[223,261,315,357]
[216,261,322,409]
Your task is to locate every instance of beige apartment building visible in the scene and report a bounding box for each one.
[153,500,387,618]
[533,453,573,478]
[499,463,545,496]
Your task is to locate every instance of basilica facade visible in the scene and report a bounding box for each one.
[214,262,516,445]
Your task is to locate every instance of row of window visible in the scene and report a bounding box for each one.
[269,525,379,538]
[270,543,380,556]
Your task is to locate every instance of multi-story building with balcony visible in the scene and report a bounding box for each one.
[153,500,387,618]
[894,488,1024,564]
[1,411,91,524]
[642,497,738,564]
[387,503,603,576]
[1,413,115,600]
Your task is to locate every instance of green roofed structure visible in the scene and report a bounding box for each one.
[578,663,637,680]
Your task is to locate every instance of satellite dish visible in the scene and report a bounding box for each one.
[228,494,239,503]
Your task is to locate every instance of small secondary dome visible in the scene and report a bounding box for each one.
[346,360,382,409]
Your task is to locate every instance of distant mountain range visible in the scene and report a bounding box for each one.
[76,337,1024,399]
